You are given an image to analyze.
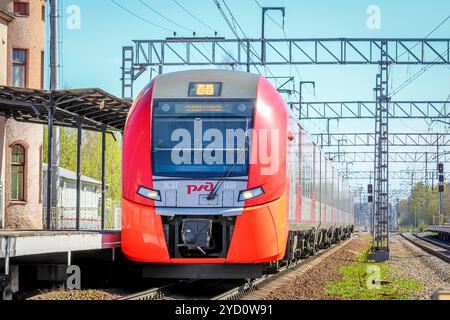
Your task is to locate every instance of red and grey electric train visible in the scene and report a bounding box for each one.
[122,70,354,279]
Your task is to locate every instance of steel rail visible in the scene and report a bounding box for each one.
[413,234,450,251]
[118,282,182,300]
[400,233,450,263]
[119,235,358,301]
[211,234,359,300]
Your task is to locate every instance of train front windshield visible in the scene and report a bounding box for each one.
[152,100,255,178]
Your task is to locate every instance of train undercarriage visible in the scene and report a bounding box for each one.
[282,225,354,262]
[142,215,354,279]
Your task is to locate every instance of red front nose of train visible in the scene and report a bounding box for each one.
[121,70,290,266]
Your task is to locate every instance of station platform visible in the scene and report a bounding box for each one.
[427,225,450,242]
[428,225,450,233]
[0,230,121,299]
[0,230,121,260]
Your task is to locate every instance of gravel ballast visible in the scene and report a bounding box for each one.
[262,234,372,300]
[27,288,131,300]
[387,234,450,300]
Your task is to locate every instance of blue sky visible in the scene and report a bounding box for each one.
[50,0,450,193]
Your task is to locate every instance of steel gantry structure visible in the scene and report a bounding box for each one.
[325,151,450,163]
[289,101,450,120]
[342,171,450,181]
[312,133,450,147]
[121,36,450,261]
[121,38,450,99]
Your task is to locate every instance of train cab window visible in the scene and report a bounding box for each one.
[152,100,255,178]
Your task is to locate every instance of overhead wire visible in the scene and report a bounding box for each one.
[137,0,210,67]
[390,49,450,98]
[398,15,450,60]
[212,0,267,76]
[138,0,195,34]
[110,0,175,33]
[253,0,283,29]
[172,0,217,34]
[393,14,450,98]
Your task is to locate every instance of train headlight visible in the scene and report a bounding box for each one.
[161,103,171,112]
[137,186,161,201]
[238,186,265,202]
[237,103,247,112]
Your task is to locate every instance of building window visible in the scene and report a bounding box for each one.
[13,2,29,17]
[11,144,26,201]
[12,49,27,87]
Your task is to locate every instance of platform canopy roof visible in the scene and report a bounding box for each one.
[0,86,132,131]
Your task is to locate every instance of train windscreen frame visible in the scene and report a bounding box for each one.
[152,99,255,178]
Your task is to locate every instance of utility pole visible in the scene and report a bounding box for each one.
[345,162,353,181]
[358,184,363,227]
[425,152,429,225]
[49,0,60,229]
[261,7,285,65]
[436,135,445,225]
[299,81,315,120]
[337,139,347,163]
[409,172,414,227]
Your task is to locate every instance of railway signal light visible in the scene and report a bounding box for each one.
[438,163,445,193]
[368,184,373,194]
[368,195,373,203]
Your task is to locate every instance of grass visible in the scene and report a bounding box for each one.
[398,225,429,233]
[325,246,423,300]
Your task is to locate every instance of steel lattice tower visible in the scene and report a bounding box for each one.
[372,41,390,260]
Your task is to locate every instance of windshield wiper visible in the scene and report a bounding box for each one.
[206,143,248,201]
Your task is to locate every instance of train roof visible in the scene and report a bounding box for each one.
[153,69,260,99]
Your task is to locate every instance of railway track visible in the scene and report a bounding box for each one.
[118,279,246,300]
[119,234,358,301]
[117,282,181,300]
[400,233,450,263]
[212,234,358,300]
[413,234,450,251]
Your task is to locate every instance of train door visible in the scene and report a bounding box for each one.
[311,145,317,222]
[301,135,312,222]
[320,151,326,225]
[287,121,298,222]
[295,127,303,221]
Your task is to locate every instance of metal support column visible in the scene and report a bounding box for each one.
[101,126,107,230]
[121,46,134,99]
[299,81,315,120]
[46,94,55,230]
[370,40,390,261]
[75,118,82,230]
[261,7,285,65]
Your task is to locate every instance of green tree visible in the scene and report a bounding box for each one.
[43,126,122,201]
[399,182,450,227]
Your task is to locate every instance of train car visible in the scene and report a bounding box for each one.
[122,69,354,279]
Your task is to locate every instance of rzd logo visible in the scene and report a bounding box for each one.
[187,182,214,195]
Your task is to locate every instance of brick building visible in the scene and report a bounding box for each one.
[0,0,46,229]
